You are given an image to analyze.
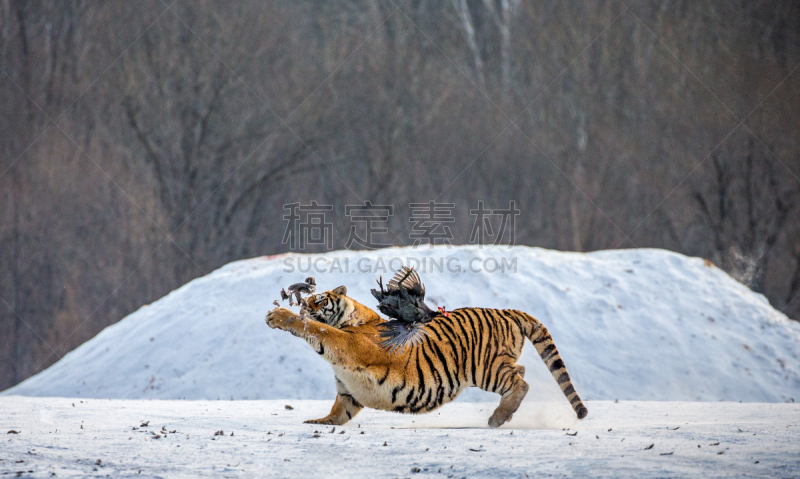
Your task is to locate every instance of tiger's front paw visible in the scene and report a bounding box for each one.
[266,307,298,331]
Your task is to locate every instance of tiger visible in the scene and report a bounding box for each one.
[265,285,587,427]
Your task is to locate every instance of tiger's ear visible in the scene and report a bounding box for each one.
[332,285,347,296]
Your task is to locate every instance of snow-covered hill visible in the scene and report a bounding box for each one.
[4,246,799,402]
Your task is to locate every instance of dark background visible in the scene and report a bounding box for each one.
[1,0,799,391]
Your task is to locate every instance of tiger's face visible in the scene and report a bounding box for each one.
[305,285,355,328]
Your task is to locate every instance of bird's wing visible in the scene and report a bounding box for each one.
[386,266,425,298]
[374,266,437,324]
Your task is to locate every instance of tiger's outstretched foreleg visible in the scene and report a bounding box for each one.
[304,378,363,425]
[265,307,373,369]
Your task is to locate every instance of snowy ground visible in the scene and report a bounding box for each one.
[5,246,799,403]
[2,397,798,478]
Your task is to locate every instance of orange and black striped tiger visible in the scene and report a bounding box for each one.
[266,285,587,427]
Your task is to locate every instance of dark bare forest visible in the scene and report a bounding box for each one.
[1,0,799,391]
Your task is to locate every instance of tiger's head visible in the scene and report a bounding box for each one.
[304,285,358,329]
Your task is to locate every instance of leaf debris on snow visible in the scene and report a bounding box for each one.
[644,444,654,450]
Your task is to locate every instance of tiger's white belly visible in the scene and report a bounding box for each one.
[331,365,465,412]
[332,365,396,411]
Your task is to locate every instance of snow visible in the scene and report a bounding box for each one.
[1,397,798,478]
[4,245,799,403]
[4,246,799,476]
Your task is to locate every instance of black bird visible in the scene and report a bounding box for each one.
[371,267,447,353]
[281,277,316,306]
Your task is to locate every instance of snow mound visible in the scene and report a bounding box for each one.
[4,246,799,402]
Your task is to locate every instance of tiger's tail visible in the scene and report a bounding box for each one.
[518,311,588,419]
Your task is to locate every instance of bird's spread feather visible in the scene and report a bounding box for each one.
[376,321,429,355]
[386,267,425,297]
[371,267,440,354]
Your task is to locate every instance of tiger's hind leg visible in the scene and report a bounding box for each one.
[304,378,363,425]
[487,365,529,428]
